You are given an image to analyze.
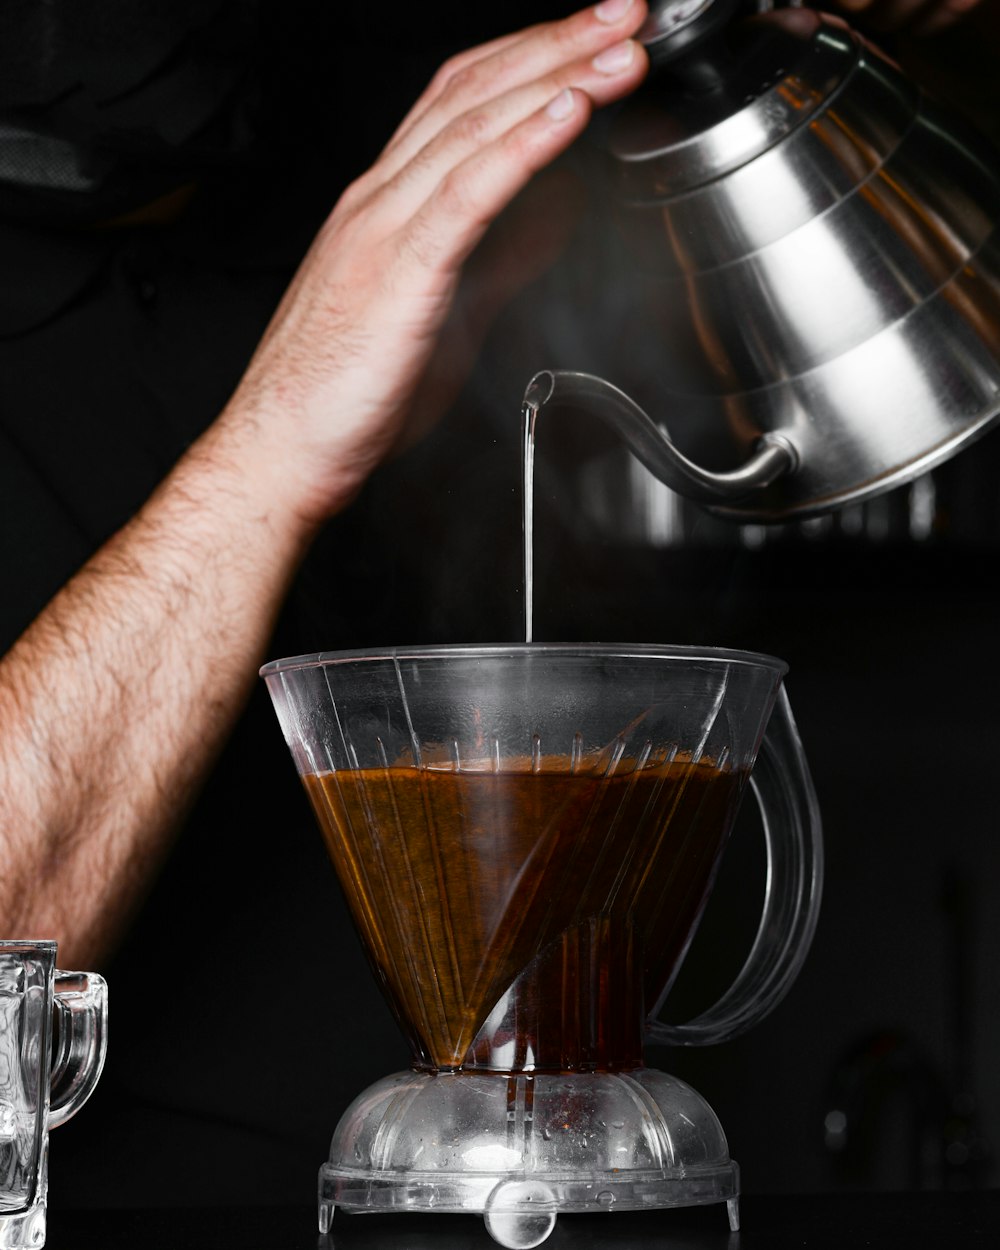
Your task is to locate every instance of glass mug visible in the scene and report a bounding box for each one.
[0,941,108,1249]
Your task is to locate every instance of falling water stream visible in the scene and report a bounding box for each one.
[521,390,540,643]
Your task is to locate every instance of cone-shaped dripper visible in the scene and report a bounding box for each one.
[261,644,790,1073]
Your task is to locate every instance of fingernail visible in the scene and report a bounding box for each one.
[592,39,635,75]
[595,0,634,23]
[546,88,576,122]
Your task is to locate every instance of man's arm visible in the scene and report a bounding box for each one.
[0,0,649,968]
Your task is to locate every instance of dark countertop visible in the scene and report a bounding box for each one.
[58,1191,1000,1249]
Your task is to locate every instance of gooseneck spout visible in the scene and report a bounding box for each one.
[524,370,797,505]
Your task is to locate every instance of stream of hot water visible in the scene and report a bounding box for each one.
[521,387,540,643]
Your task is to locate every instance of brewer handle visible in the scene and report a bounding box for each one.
[48,970,108,1129]
[525,370,796,503]
[646,687,823,1046]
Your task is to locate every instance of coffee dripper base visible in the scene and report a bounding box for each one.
[317,1067,740,1247]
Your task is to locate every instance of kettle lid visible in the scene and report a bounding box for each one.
[610,6,860,197]
[641,0,744,63]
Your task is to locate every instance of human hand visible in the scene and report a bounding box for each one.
[229,0,649,528]
[829,0,985,36]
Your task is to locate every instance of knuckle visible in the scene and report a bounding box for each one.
[430,54,477,102]
[430,50,468,91]
[334,174,369,215]
[436,165,479,222]
[398,212,443,272]
[440,60,479,101]
[547,16,579,58]
[496,117,545,170]
[452,106,493,150]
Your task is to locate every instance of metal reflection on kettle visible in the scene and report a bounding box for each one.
[528,0,1000,521]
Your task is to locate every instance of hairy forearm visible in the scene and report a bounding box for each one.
[0,409,318,968]
[0,1,650,969]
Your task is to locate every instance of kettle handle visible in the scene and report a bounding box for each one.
[646,686,823,1046]
[525,370,796,503]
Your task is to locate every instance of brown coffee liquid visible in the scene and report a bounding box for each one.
[305,758,744,1074]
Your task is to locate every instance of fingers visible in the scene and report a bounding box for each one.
[380,1,648,180]
[372,37,645,228]
[384,30,535,150]
[389,86,597,285]
[234,3,651,520]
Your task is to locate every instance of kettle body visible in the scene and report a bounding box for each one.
[537,6,1000,521]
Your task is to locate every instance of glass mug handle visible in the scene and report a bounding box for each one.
[646,688,823,1047]
[48,970,108,1129]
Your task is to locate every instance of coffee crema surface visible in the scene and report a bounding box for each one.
[304,756,746,1073]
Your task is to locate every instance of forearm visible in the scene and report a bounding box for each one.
[0,408,318,968]
[0,0,650,969]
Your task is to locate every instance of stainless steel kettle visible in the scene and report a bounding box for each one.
[529,0,1000,521]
